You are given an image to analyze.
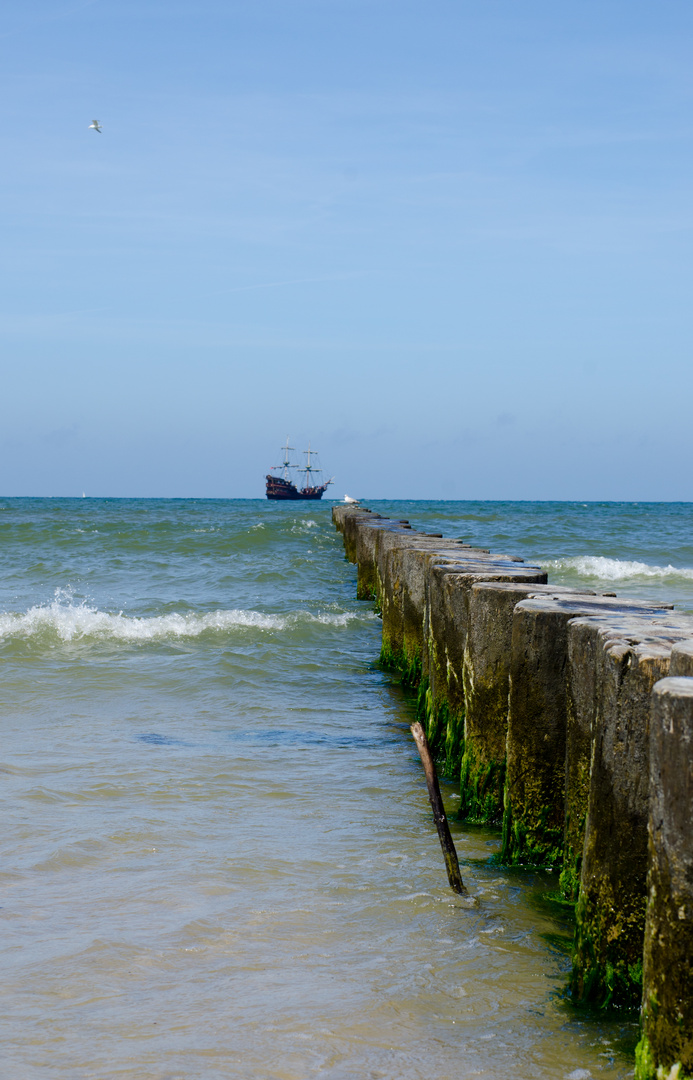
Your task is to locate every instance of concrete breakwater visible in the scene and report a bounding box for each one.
[333,504,693,1080]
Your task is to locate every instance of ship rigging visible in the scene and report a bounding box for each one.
[265,438,334,501]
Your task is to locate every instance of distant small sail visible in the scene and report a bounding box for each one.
[88,120,102,133]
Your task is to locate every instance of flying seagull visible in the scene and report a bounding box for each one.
[88,120,102,133]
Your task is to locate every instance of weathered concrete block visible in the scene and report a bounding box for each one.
[564,614,671,901]
[331,504,350,533]
[422,558,547,775]
[335,505,693,1072]
[354,520,401,603]
[636,677,693,1080]
[334,511,417,605]
[570,623,686,1009]
[563,617,604,905]
[670,639,693,677]
[461,582,595,825]
[334,508,382,569]
[504,597,675,870]
[377,537,473,680]
[565,616,692,906]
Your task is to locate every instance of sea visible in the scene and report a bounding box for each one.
[2,497,692,1080]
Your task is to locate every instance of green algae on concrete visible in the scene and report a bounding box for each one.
[462,582,588,828]
[421,561,470,737]
[356,520,395,605]
[562,617,603,902]
[332,503,693,1077]
[332,506,390,605]
[502,597,677,871]
[378,638,421,688]
[501,600,573,867]
[419,685,464,777]
[381,543,428,682]
[378,537,472,697]
[379,538,546,784]
[636,678,693,1079]
[462,581,600,830]
[376,534,497,773]
[459,742,506,824]
[564,615,690,911]
[570,880,646,1010]
[570,633,677,1010]
[426,565,548,808]
[635,1033,692,1080]
[380,647,465,777]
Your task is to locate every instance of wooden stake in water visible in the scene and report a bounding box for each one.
[410,721,467,895]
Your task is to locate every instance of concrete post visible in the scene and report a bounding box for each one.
[379,538,471,682]
[670,639,693,677]
[636,677,693,1080]
[422,560,547,775]
[460,582,594,824]
[504,597,676,870]
[570,627,677,1008]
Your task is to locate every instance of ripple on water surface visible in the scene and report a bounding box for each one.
[0,499,667,1077]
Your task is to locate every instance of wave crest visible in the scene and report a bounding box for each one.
[543,555,693,582]
[0,596,373,644]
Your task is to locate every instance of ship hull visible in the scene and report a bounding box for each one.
[265,476,329,501]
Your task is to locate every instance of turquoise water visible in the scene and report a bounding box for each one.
[2,498,690,1079]
[370,500,693,611]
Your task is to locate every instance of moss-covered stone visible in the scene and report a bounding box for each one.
[569,882,646,1009]
[443,699,466,779]
[379,538,468,693]
[638,678,693,1079]
[502,601,574,867]
[562,618,601,901]
[635,1033,692,1079]
[501,795,565,867]
[335,505,693,1080]
[378,639,421,689]
[459,742,506,824]
[503,598,676,872]
[356,566,378,603]
[414,681,463,776]
[425,566,549,800]
[416,677,441,753]
[558,847,583,908]
[464,582,579,828]
[570,635,673,1009]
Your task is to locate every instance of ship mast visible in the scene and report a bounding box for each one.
[280,436,295,480]
[300,442,319,490]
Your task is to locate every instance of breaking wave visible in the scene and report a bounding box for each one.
[543,555,693,582]
[0,595,374,644]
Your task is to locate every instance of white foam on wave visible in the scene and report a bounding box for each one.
[290,519,319,534]
[544,555,693,582]
[0,594,374,644]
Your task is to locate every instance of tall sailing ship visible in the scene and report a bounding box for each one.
[265,439,334,501]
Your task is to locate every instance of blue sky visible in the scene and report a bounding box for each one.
[2,0,693,498]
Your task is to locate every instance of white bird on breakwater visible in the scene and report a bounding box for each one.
[88,120,102,133]
[343,494,360,504]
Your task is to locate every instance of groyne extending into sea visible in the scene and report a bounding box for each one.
[333,504,693,1080]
